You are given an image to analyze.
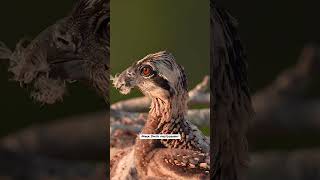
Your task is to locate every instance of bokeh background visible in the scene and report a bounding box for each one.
[217,1,320,179]
[218,0,320,95]
[218,0,320,153]
[111,0,209,103]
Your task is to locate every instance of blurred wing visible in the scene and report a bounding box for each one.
[210,2,254,180]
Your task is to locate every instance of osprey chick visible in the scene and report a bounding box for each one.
[112,51,210,180]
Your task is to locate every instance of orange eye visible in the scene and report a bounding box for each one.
[141,66,153,76]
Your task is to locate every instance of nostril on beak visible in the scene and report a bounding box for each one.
[53,30,75,51]
[56,36,69,46]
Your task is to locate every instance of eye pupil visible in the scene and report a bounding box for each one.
[141,66,153,77]
[143,67,150,75]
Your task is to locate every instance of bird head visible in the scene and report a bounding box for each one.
[0,0,109,104]
[48,0,110,101]
[113,51,188,101]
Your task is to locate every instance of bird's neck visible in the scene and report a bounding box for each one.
[146,91,188,133]
[134,91,188,176]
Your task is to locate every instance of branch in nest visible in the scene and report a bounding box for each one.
[188,75,210,105]
[110,109,210,148]
[0,108,209,160]
[0,112,107,161]
[250,45,320,135]
[253,45,320,113]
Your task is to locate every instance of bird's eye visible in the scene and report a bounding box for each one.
[141,66,153,77]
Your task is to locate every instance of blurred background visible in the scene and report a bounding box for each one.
[219,0,320,153]
[217,1,320,179]
[218,0,320,95]
[111,0,209,103]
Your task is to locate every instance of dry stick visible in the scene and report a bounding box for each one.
[250,45,320,137]
[0,111,208,162]
[110,109,210,148]
[253,45,320,114]
[110,109,210,130]
[1,112,108,161]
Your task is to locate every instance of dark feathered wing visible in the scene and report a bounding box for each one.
[210,2,254,180]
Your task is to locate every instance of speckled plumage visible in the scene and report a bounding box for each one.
[112,51,210,179]
[160,117,209,152]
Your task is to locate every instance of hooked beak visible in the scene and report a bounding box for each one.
[112,67,136,95]
[49,59,91,82]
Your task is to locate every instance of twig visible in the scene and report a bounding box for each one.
[110,109,210,148]
[251,45,320,135]
[1,112,107,161]
[188,75,210,105]
[253,45,320,113]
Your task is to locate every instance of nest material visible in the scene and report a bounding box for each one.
[0,40,67,104]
